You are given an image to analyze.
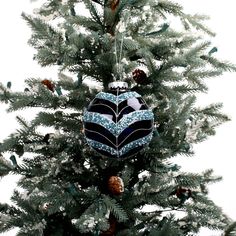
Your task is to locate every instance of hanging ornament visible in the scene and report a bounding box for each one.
[132,69,150,85]
[41,79,55,92]
[108,176,124,195]
[83,81,154,159]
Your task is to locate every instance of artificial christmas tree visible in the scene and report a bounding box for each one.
[1,0,236,235]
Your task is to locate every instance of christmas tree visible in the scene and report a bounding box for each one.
[1,0,236,235]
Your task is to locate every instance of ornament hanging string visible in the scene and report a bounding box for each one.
[114,11,129,81]
[118,27,125,79]
[114,36,119,81]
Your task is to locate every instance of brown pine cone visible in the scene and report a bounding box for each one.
[111,0,120,11]
[100,214,117,236]
[132,69,149,85]
[41,79,55,92]
[108,176,124,195]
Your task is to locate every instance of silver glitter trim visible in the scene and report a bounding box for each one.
[108,81,128,90]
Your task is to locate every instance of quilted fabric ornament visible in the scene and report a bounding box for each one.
[83,82,154,159]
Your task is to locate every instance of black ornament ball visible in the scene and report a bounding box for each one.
[83,82,154,159]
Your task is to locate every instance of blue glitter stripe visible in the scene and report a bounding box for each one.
[96,91,141,104]
[95,92,117,104]
[118,92,141,103]
[83,111,116,136]
[83,110,154,136]
[86,138,117,156]
[117,110,154,134]
[119,132,153,156]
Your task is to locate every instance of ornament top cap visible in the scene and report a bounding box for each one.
[108,81,128,91]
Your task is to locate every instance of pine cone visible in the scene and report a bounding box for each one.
[41,79,55,92]
[132,69,149,85]
[108,176,124,195]
[100,214,116,236]
[110,0,120,11]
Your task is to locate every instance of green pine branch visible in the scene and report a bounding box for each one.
[224,222,236,236]
[102,195,128,223]
[0,156,15,177]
